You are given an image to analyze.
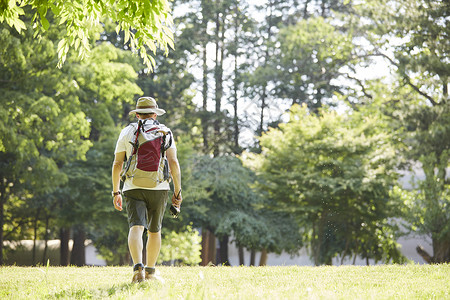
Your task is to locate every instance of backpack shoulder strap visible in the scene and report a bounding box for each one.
[157,124,172,155]
[120,122,143,182]
[129,121,143,154]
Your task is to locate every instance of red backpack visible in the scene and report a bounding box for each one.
[120,119,172,188]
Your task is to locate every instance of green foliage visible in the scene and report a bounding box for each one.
[0,18,92,244]
[0,22,93,165]
[58,44,143,263]
[185,155,265,250]
[254,104,404,265]
[352,0,449,263]
[272,17,354,111]
[0,10,145,264]
[0,0,174,71]
[354,0,448,106]
[390,101,450,262]
[215,211,268,250]
[2,0,448,267]
[159,225,202,266]
[187,155,256,227]
[176,152,301,255]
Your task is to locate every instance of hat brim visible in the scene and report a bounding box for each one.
[129,108,166,116]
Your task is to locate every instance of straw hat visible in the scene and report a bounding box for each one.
[129,97,166,116]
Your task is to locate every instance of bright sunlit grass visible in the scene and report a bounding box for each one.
[0,264,449,299]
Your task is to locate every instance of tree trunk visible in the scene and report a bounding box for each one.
[118,252,130,266]
[416,245,433,264]
[208,230,217,265]
[443,79,448,98]
[201,229,217,266]
[200,229,209,266]
[250,249,256,266]
[232,2,240,155]
[259,249,268,266]
[201,42,209,153]
[259,88,266,136]
[213,8,224,157]
[32,209,40,266]
[312,222,320,266]
[432,237,450,263]
[70,226,86,266]
[200,229,217,266]
[303,0,311,18]
[218,235,230,266]
[258,1,276,137]
[42,213,50,265]
[238,246,245,266]
[320,0,326,17]
[200,0,210,154]
[60,227,71,266]
[32,236,37,266]
[340,239,350,265]
[417,237,450,264]
[0,181,6,265]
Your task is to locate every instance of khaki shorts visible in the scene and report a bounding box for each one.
[123,189,168,232]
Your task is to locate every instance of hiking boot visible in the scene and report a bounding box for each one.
[145,267,165,284]
[131,263,145,283]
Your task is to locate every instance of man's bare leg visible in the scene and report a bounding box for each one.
[145,231,164,282]
[129,225,145,283]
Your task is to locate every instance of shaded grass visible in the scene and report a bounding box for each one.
[0,264,449,299]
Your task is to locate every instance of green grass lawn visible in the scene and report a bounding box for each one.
[0,264,449,299]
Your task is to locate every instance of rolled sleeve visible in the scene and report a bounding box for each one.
[115,126,133,155]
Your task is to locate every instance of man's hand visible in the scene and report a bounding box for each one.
[113,194,123,211]
[170,190,182,218]
[112,151,125,212]
[171,190,182,209]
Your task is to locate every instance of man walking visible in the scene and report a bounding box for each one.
[111,96,182,283]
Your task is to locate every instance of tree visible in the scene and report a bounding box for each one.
[185,155,270,265]
[169,0,260,264]
[0,19,92,264]
[63,125,131,266]
[254,104,405,265]
[359,0,448,104]
[405,106,449,263]
[245,0,287,138]
[215,201,303,266]
[0,0,174,70]
[0,10,144,265]
[351,0,449,263]
[54,40,143,265]
[272,17,354,112]
[387,84,450,263]
[243,0,353,142]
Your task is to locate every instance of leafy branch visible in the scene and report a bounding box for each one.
[0,0,174,71]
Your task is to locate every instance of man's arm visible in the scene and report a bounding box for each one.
[166,147,182,206]
[112,151,126,211]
